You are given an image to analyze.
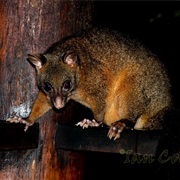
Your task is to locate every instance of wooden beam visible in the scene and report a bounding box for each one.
[55,124,166,156]
[0,120,39,150]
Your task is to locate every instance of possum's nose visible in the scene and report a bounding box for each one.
[54,96,64,109]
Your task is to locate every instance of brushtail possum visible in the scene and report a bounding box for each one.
[7,28,172,140]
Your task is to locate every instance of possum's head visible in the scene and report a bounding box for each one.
[28,51,78,109]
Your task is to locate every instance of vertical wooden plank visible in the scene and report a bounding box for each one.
[0,0,94,180]
[59,1,94,38]
[58,150,85,180]
[0,0,63,120]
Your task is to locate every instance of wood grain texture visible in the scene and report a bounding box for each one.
[0,0,94,179]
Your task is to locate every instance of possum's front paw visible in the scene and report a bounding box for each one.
[107,121,126,140]
[6,115,34,132]
[75,119,102,129]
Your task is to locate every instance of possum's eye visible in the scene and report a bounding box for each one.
[44,82,53,92]
[62,80,72,91]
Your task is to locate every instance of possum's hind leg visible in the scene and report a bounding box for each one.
[107,120,134,140]
[107,121,126,140]
[134,106,169,130]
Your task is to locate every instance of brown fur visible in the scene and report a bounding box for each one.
[26,27,172,132]
[27,91,51,123]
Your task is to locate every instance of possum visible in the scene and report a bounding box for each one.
[7,27,172,140]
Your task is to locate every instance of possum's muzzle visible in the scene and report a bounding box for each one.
[53,95,66,109]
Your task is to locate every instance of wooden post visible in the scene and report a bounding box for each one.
[0,0,94,179]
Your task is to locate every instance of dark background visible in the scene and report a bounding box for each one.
[83,1,180,179]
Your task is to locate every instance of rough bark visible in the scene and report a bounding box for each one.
[0,0,94,179]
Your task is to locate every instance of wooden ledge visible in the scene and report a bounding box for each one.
[0,120,39,150]
[55,124,172,156]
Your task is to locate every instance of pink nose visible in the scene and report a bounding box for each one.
[54,96,64,109]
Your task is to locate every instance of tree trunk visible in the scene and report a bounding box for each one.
[0,0,94,179]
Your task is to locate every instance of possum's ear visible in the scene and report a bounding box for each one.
[27,54,46,72]
[62,51,78,67]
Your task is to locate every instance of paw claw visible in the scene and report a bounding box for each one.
[76,119,102,129]
[107,122,126,140]
[75,119,91,128]
[6,115,34,131]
